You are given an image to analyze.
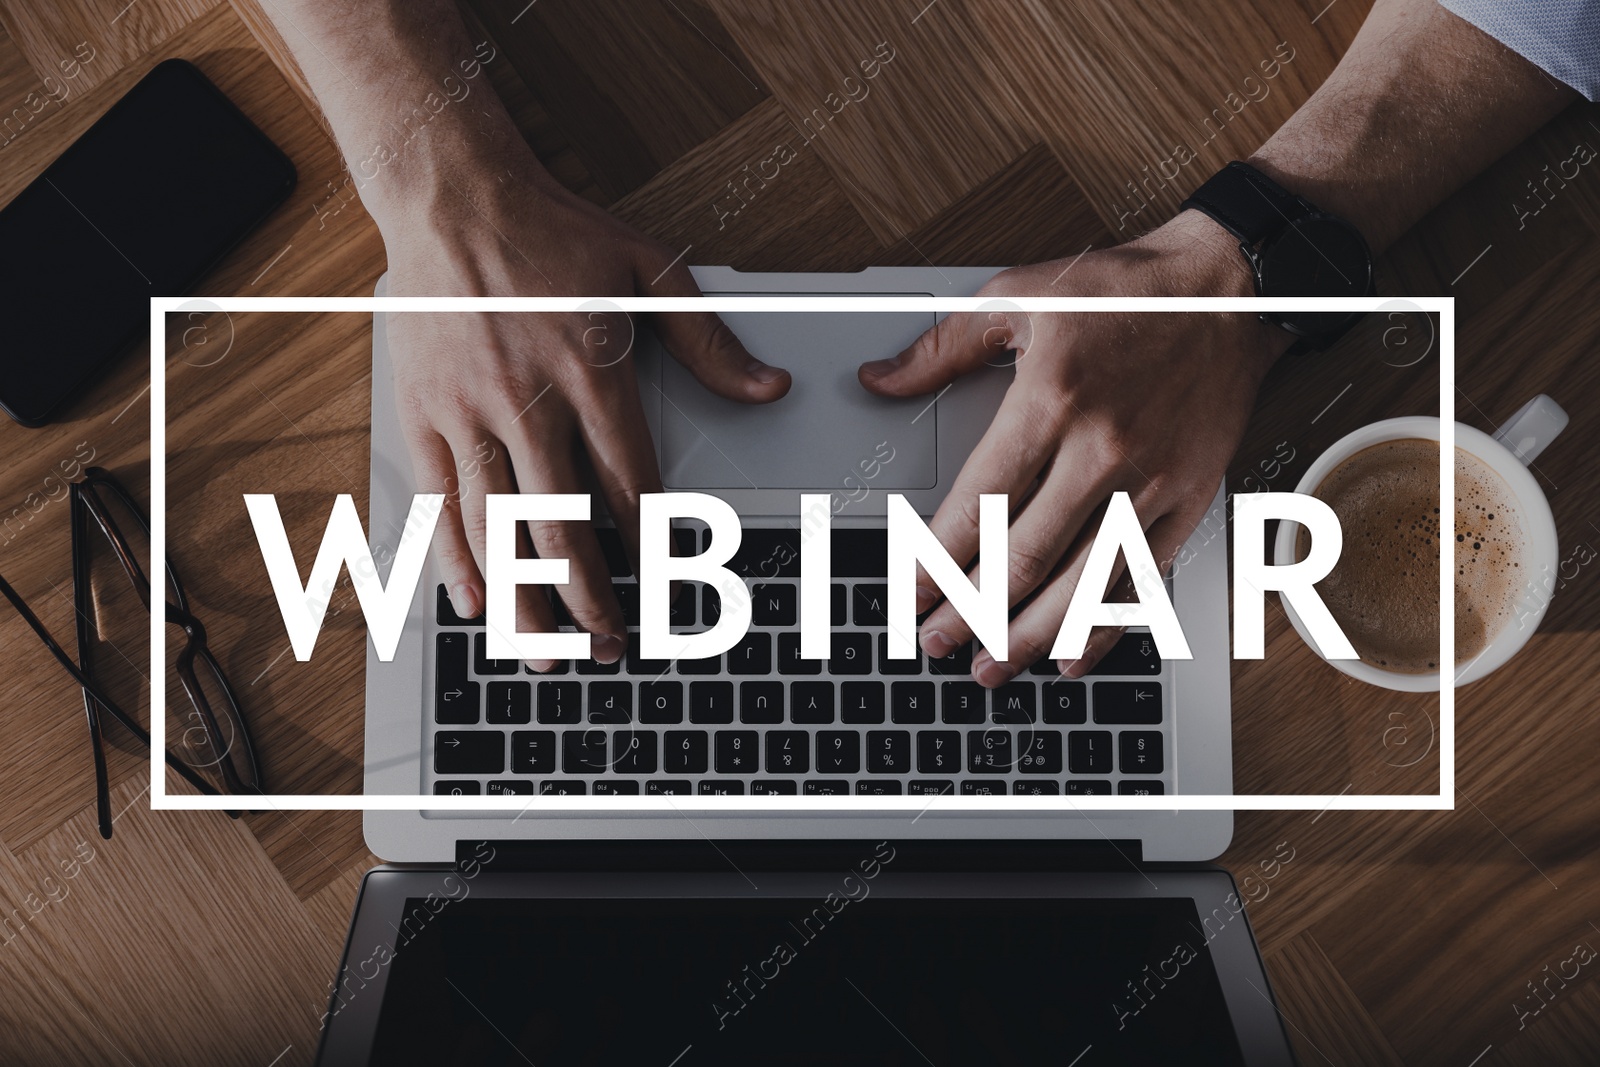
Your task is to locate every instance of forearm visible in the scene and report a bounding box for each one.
[259,1,538,230]
[1247,0,1576,253]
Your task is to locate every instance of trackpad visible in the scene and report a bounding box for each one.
[658,309,938,490]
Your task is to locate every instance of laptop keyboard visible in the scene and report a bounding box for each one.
[426,527,1171,799]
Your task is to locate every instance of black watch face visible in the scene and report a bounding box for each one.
[1257,213,1373,342]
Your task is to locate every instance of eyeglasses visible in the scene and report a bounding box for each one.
[0,467,263,838]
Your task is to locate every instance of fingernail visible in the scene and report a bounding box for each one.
[1061,658,1087,679]
[452,583,481,619]
[861,356,900,378]
[974,656,1015,688]
[747,359,786,384]
[528,659,559,674]
[921,630,957,659]
[592,633,625,663]
[914,584,939,613]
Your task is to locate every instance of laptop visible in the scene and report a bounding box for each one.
[317,268,1295,1064]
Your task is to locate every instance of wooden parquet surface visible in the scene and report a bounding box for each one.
[0,1,1596,1063]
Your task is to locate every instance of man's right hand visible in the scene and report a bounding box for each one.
[383,161,790,669]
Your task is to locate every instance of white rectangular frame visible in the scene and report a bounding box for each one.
[149,295,1453,812]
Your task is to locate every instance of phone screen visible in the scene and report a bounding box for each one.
[0,59,295,425]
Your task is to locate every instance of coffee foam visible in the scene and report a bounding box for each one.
[1296,438,1525,673]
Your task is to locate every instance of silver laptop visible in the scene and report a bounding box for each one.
[362,267,1234,863]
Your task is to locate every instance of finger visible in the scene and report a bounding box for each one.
[505,427,627,663]
[914,390,1061,630]
[643,257,790,403]
[574,375,664,578]
[921,449,1120,674]
[858,310,1014,397]
[404,428,483,619]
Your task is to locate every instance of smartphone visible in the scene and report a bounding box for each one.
[0,58,296,426]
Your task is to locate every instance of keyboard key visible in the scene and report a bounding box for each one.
[753,780,799,795]
[829,632,873,675]
[699,781,746,795]
[562,731,610,774]
[664,730,708,774]
[474,632,520,675]
[614,583,640,626]
[593,527,632,576]
[540,781,586,795]
[640,681,684,724]
[831,584,847,626]
[991,682,1036,724]
[852,583,889,626]
[433,780,479,795]
[537,681,582,724]
[960,781,1005,795]
[690,681,735,724]
[766,731,810,774]
[702,586,721,626]
[511,731,556,774]
[595,780,641,795]
[435,732,504,775]
[909,780,953,796]
[435,679,480,724]
[941,682,986,724]
[647,780,690,795]
[878,633,923,676]
[1068,731,1114,774]
[752,583,797,626]
[866,730,911,773]
[856,780,902,795]
[916,731,961,774]
[740,681,784,724]
[678,654,721,676]
[714,731,758,773]
[1042,681,1087,724]
[891,682,936,724]
[967,729,1012,774]
[613,730,657,774]
[728,633,772,675]
[777,633,821,675]
[841,682,885,724]
[928,641,974,676]
[436,585,483,627]
[628,633,671,676]
[670,585,696,628]
[1119,731,1164,774]
[1089,632,1162,676]
[1017,730,1063,774]
[1066,781,1113,795]
[1118,780,1165,795]
[576,655,621,676]
[832,529,887,577]
[487,681,531,724]
[816,731,861,774]
[732,529,800,579]
[487,780,533,795]
[791,682,835,723]
[1093,682,1162,724]
[805,780,849,795]
[437,632,470,684]
[588,682,632,724]
[1013,780,1059,795]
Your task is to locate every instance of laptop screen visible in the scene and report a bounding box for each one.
[368,895,1246,1064]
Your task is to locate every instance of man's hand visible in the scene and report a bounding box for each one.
[860,212,1285,685]
[384,165,789,667]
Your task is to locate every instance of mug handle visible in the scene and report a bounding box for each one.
[1491,394,1567,466]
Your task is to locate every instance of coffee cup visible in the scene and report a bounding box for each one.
[1272,395,1566,691]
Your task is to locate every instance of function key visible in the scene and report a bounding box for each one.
[1118,780,1165,795]
[433,780,480,795]
[647,780,690,795]
[960,781,1005,796]
[1093,682,1162,724]
[1013,780,1060,795]
[594,780,642,795]
[804,780,849,795]
[1065,781,1113,795]
[487,780,533,795]
[856,780,902,795]
[909,780,953,796]
[699,781,746,795]
[541,781,586,795]
[753,780,799,795]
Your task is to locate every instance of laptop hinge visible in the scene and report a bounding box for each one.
[457,838,1143,873]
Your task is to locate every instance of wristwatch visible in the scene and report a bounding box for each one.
[1180,160,1375,351]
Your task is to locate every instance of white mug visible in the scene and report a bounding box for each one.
[1272,395,1567,691]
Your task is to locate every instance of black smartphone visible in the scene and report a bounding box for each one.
[0,58,296,427]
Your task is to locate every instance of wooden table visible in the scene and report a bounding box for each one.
[1,1,1596,1064]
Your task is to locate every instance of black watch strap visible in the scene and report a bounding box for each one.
[1180,161,1303,247]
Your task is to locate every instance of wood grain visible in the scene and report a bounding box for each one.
[0,0,1597,1063]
